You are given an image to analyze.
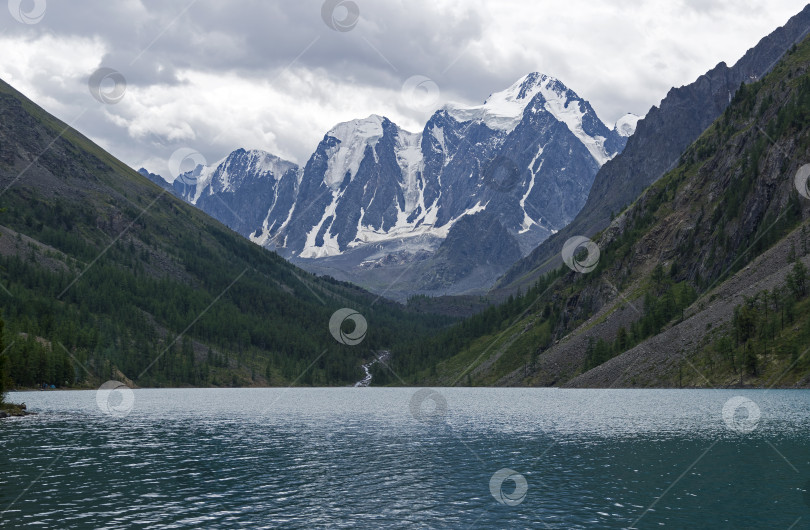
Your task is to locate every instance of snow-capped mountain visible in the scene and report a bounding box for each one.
[151,73,633,299]
[443,73,625,165]
[255,73,627,261]
[171,148,299,238]
[614,113,643,137]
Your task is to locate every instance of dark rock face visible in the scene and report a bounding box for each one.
[419,211,522,290]
[137,168,173,192]
[439,211,522,267]
[170,148,299,240]
[496,5,810,292]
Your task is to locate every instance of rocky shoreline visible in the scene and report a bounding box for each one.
[0,402,34,418]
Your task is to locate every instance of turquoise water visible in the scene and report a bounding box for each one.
[1,388,809,528]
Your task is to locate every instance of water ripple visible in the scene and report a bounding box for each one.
[1,388,809,528]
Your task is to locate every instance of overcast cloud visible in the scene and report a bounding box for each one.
[0,0,807,178]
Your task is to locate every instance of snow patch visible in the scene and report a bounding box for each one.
[300,190,343,258]
[614,113,643,137]
[349,199,486,248]
[395,129,424,213]
[247,149,297,180]
[443,72,548,133]
[182,158,224,205]
[443,72,614,166]
[323,115,386,189]
[431,124,445,152]
[537,79,612,166]
[519,144,545,233]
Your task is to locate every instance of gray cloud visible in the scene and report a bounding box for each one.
[0,0,806,174]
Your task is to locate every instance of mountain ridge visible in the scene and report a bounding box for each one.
[394,32,810,388]
[495,4,810,293]
[150,72,631,300]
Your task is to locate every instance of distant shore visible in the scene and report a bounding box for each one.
[6,384,810,392]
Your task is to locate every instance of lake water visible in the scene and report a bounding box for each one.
[1,388,809,528]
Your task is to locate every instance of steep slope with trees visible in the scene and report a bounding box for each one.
[399,35,810,388]
[0,78,451,389]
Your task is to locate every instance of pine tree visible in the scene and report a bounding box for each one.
[0,318,6,405]
[790,261,808,298]
[615,327,628,353]
[652,264,665,291]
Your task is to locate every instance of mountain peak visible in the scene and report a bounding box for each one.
[442,72,621,165]
[321,114,393,190]
[226,147,294,167]
[614,113,643,137]
[443,72,575,134]
[228,149,298,180]
[497,72,556,102]
[326,114,389,143]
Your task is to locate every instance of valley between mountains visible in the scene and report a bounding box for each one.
[2,5,810,392]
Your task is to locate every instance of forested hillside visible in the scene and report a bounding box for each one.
[0,78,451,389]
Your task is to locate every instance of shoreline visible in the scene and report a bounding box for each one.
[0,402,34,418]
[7,385,810,391]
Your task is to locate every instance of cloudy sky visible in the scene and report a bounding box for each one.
[0,0,807,179]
